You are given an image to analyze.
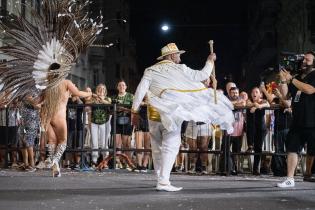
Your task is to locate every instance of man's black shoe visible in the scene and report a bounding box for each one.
[231,170,238,175]
[253,170,260,176]
[303,175,315,182]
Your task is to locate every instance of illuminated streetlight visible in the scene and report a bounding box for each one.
[161,24,169,31]
[160,22,243,32]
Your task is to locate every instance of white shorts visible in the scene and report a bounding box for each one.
[185,121,213,139]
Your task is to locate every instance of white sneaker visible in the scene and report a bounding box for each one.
[36,161,46,169]
[277,177,295,188]
[156,184,183,192]
[187,166,196,174]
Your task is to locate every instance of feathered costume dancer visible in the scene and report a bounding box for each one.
[0,0,103,176]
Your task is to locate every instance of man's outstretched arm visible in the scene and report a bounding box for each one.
[181,53,216,82]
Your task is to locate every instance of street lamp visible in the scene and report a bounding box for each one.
[161,24,169,32]
[160,23,242,32]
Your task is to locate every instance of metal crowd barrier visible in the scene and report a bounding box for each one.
[0,104,305,176]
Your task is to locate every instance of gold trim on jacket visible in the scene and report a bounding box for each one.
[159,87,208,97]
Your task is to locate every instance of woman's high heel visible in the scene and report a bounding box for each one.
[52,160,61,177]
[49,143,66,177]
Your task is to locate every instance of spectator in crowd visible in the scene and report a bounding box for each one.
[35,127,48,169]
[173,137,188,173]
[86,84,111,168]
[277,52,315,187]
[240,91,249,102]
[239,91,249,151]
[259,82,277,172]
[268,87,292,176]
[134,95,151,172]
[19,86,40,172]
[230,87,247,108]
[172,121,190,173]
[246,87,269,175]
[225,82,236,98]
[112,79,134,169]
[260,84,292,153]
[66,95,84,170]
[83,87,93,149]
[0,100,20,168]
[185,121,212,174]
[228,87,246,175]
[185,76,215,174]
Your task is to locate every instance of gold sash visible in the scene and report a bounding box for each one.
[147,105,161,122]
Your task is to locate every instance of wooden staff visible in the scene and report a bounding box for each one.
[208,40,217,104]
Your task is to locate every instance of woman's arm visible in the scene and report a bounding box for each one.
[246,99,254,107]
[260,83,275,104]
[66,80,92,98]
[273,88,291,108]
[255,99,270,109]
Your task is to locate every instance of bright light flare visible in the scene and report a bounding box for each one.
[161,24,169,31]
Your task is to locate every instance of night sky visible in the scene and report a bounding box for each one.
[130,0,248,87]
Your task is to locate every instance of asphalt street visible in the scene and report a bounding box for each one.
[0,169,315,210]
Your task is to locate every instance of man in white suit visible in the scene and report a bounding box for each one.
[131,43,234,191]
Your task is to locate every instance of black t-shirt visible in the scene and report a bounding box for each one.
[67,99,84,131]
[139,105,148,121]
[289,70,315,128]
[246,109,266,132]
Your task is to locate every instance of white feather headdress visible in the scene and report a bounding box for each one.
[0,0,103,105]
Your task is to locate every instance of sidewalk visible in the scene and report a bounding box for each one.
[0,169,315,210]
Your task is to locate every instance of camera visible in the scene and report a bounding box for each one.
[279,52,304,74]
[260,52,306,85]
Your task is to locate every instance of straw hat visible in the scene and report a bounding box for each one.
[157,43,185,60]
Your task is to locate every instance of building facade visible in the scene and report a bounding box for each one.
[85,0,138,93]
[0,0,138,93]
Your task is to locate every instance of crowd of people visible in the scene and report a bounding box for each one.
[0,79,152,173]
[1,44,315,192]
[0,0,314,194]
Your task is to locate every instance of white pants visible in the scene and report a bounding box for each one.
[91,117,111,163]
[149,120,181,185]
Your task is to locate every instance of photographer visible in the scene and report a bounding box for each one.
[277,51,315,187]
